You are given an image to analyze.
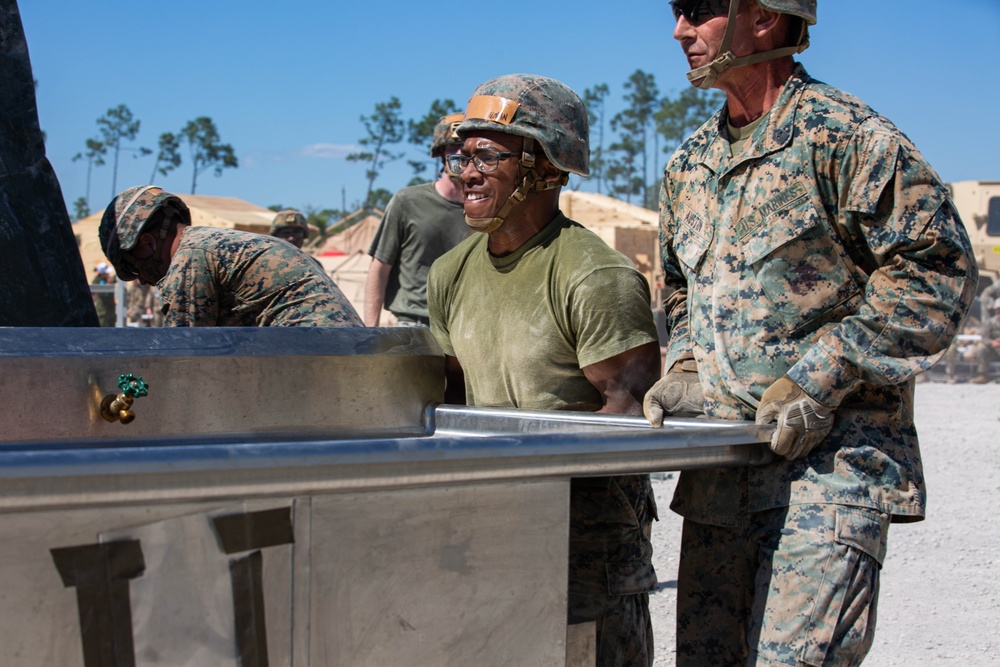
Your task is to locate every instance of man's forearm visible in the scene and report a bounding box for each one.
[363,259,392,326]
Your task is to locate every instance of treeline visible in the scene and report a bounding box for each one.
[71,70,721,222]
[584,70,723,209]
[71,105,237,219]
[350,70,723,213]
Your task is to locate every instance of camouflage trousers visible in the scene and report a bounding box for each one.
[569,590,653,667]
[568,475,658,667]
[676,503,889,667]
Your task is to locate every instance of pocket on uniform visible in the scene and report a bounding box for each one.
[742,197,861,334]
[606,559,657,596]
[799,507,888,667]
[672,203,712,273]
[834,506,889,565]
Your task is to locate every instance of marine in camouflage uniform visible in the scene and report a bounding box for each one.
[99,186,361,327]
[269,209,310,249]
[126,283,162,327]
[428,74,661,667]
[980,280,1000,311]
[646,1,977,665]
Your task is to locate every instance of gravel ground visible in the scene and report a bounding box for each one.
[647,381,1000,666]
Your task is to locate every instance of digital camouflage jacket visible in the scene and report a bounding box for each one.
[659,64,977,525]
[160,227,361,327]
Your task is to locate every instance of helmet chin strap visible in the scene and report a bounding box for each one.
[465,138,569,234]
[686,0,810,90]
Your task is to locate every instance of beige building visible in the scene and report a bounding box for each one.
[558,190,662,304]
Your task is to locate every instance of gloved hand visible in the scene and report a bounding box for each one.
[755,376,835,460]
[643,359,704,427]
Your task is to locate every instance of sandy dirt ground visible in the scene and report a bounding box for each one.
[647,382,1000,666]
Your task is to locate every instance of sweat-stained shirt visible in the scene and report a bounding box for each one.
[427,211,659,411]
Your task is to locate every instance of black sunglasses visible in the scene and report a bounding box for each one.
[669,0,730,25]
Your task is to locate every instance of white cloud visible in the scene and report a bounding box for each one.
[298,143,358,159]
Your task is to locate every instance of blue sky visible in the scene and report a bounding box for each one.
[19,0,1000,218]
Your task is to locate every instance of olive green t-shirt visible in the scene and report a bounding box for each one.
[428,213,658,411]
[367,182,468,321]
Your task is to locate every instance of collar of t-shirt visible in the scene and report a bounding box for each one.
[727,112,769,158]
[487,212,567,271]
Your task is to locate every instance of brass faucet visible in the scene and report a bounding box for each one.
[100,374,149,425]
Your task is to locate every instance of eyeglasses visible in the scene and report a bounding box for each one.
[120,252,141,275]
[275,228,307,239]
[445,151,520,175]
[669,0,730,25]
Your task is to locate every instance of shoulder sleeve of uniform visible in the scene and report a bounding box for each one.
[789,120,978,405]
[657,176,694,370]
[368,192,408,262]
[427,255,455,356]
[839,117,948,241]
[571,267,659,369]
[159,245,219,327]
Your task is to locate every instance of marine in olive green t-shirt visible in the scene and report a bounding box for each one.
[368,182,468,323]
[428,212,659,411]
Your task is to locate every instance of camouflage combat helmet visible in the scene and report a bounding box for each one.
[757,0,816,25]
[99,185,190,281]
[430,112,465,158]
[452,74,588,234]
[457,73,590,177]
[683,0,814,89]
[269,209,309,236]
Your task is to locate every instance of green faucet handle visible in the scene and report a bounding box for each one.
[117,374,149,399]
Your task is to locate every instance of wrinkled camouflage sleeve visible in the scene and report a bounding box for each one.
[158,227,362,327]
[427,249,456,357]
[657,179,695,372]
[788,119,978,407]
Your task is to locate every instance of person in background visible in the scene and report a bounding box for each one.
[91,262,117,327]
[126,283,162,327]
[970,298,1000,384]
[644,1,977,664]
[429,74,661,666]
[269,209,310,249]
[364,112,468,326]
[100,186,362,327]
[979,280,1000,310]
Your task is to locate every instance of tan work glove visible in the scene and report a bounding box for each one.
[755,376,834,460]
[643,359,704,427]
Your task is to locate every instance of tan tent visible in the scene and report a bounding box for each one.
[313,208,384,257]
[314,209,388,322]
